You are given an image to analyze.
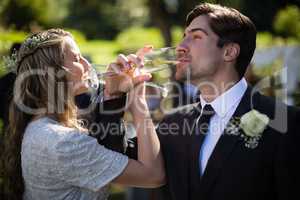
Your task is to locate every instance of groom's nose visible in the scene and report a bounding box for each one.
[176,39,190,55]
[176,43,189,57]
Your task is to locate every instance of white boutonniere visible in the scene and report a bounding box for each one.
[240,110,269,137]
[226,110,270,149]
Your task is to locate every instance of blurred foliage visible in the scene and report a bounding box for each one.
[241,0,286,32]
[256,32,299,49]
[64,0,148,39]
[116,27,164,53]
[0,0,299,42]
[0,29,26,76]
[144,0,299,46]
[0,27,298,76]
[65,28,87,44]
[116,26,183,53]
[0,29,27,54]
[252,55,284,78]
[273,5,300,40]
[0,0,69,30]
[79,40,120,66]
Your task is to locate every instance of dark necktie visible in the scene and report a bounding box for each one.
[189,104,216,200]
[196,104,215,175]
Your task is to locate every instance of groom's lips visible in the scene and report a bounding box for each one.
[176,58,190,72]
[177,58,190,65]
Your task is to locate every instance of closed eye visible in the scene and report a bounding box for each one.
[182,32,203,40]
[74,54,81,62]
[193,35,202,40]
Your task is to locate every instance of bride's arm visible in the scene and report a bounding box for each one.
[109,51,166,188]
[112,88,165,188]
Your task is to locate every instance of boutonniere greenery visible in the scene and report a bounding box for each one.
[226,110,270,149]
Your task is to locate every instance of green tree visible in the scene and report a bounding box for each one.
[241,0,300,32]
[146,0,243,46]
[64,0,148,39]
[0,0,68,30]
[273,5,300,40]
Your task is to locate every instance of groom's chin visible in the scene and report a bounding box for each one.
[175,73,184,81]
[175,70,187,81]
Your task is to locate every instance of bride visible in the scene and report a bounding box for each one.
[2,28,165,200]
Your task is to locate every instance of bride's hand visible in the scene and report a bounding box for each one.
[104,46,153,101]
[126,46,154,119]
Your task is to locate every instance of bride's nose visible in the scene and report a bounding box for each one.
[80,56,91,72]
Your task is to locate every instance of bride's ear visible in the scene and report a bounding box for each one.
[223,43,240,62]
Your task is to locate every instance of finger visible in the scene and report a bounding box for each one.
[132,73,152,86]
[136,45,153,59]
[116,54,131,70]
[127,54,143,68]
[107,62,121,74]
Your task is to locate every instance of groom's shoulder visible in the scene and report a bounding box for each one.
[251,91,300,135]
[251,90,300,118]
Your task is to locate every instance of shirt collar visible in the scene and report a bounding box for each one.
[200,78,248,117]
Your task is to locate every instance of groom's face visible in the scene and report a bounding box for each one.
[175,15,225,83]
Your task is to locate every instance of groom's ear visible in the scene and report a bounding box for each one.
[223,43,240,62]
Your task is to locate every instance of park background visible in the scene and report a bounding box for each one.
[0,0,300,199]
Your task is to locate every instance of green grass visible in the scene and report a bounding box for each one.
[0,29,27,55]
[79,40,120,67]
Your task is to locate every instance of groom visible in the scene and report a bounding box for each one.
[156,3,299,200]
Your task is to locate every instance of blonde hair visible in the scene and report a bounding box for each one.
[2,28,82,199]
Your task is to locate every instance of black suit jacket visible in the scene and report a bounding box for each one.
[156,86,299,200]
[75,92,137,158]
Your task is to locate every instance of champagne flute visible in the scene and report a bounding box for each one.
[86,47,178,103]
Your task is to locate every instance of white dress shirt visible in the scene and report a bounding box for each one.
[199,78,248,175]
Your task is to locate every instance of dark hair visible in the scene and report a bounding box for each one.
[186,3,257,78]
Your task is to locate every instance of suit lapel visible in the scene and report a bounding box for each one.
[198,86,253,195]
[167,103,200,200]
[187,103,202,198]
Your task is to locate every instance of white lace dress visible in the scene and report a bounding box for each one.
[21,117,128,200]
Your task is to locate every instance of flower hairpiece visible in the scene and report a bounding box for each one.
[2,51,18,72]
[2,34,52,72]
[22,34,51,51]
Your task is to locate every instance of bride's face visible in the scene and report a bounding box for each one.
[63,36,91,95]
